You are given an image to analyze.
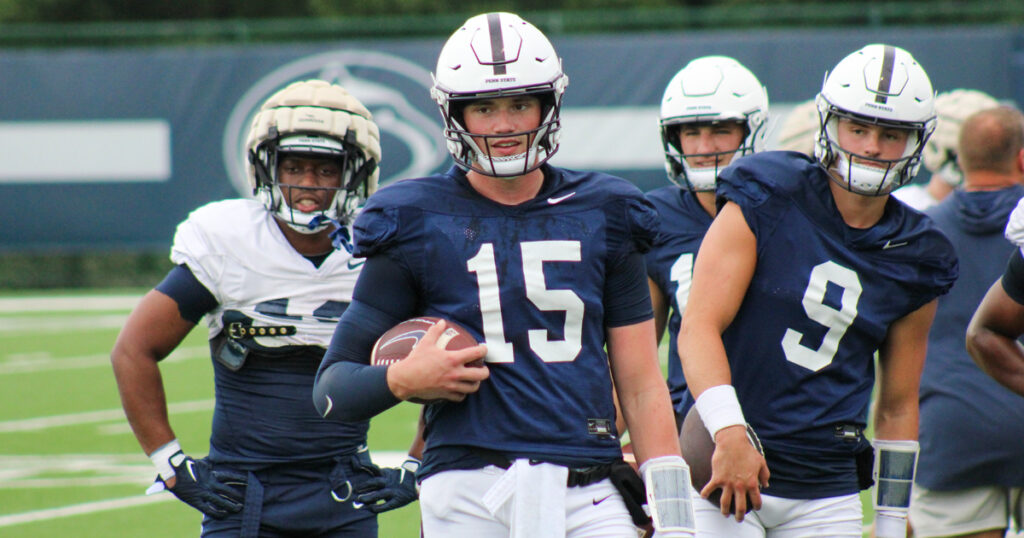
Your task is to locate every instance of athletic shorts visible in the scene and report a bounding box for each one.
[910,484,1023,538]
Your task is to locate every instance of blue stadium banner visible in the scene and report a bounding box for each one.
[0,25,1018,251]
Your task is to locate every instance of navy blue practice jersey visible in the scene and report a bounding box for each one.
[644,186,712,420]
[353,165,658,465]
[717,151,958,497]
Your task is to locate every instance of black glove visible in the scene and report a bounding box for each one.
[354,458,419,514]
[164,451,246,518]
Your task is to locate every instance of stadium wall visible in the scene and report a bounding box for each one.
[0,24,1018,259]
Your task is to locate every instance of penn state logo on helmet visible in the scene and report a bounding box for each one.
[223,50,447,202]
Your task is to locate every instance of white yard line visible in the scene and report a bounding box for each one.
[0,345,207,375]
[0,399,214,433]
[0,295,142,313]
[0,494,174,527]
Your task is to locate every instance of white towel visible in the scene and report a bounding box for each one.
[482,459,568,538]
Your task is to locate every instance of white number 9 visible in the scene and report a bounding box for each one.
[781,261,861,371]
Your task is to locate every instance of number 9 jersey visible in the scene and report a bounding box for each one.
[716,151,957,498]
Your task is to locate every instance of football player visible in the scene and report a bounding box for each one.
[914,106,1024,538]
[314,12,696,538]
[646,55,769,431]
[892,89,1000,210]
[677,44,958,537]
[111,80,416,537]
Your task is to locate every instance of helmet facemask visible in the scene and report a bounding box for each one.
[658,55,769,191]
[250,132,377,234]
[431,12,568,179]
[661,119,762,192]
[813,44,936,196]
[244,80,382,245]
[441,89,561,178]
[816,101,928,196]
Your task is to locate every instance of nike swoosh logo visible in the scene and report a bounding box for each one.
[352,501,364,509]
[547,192,576,205]
[592,494,612,505]
[186,460,198,481]
[322,396,333,418]
[882,240,908,250]
[347,259,366,270]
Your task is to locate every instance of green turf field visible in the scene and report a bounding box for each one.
[0,290,876,537]
[0,290,421,537]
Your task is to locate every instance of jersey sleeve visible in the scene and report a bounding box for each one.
[352,203,403,258]
[169,208,227,305]
[1002,248,1024,306]
[716,152,794,242]
[1004,196,1024,248]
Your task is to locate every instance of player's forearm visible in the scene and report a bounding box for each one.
[111,350,176,454]
[871,396,919,442]
[677,322,732,397]
[966,329,1024,397]
[620,382,682,464]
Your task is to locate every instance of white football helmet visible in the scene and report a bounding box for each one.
[246,79,381,234]
[815,44,936,196]
[431,12,569,178]
[921,89,1000,187]
[659,56,769,191]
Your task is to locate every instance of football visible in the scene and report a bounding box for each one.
[370,316,481,368]
[679,406,763,514]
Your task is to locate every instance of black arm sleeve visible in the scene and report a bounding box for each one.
[604,250,655,327]
[154,264,218,323]
[313,254,420,422]
[1001,248,1024,306]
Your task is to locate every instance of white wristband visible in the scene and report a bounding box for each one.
[148,439,181,481]
[694,385,746,439]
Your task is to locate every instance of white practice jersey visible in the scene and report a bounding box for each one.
[170,198,361,348]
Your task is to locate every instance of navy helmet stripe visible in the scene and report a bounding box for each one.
[875,45,896,104]
[487,13,507,76]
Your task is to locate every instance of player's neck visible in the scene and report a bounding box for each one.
[694,190,716,217]
[466,167,545,206]
[827,179,886,229]
[274,219,335,256]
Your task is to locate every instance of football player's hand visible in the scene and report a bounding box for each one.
[704,425,768,521]
[354,459,419,513]
[388,321,488,402]
[164,451,246,518]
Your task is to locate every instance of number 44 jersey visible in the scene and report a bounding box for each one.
[170,198,367,464]
[353,165,659,465]
[717,151,958,498]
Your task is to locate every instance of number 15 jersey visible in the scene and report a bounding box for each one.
[353,164,658,468]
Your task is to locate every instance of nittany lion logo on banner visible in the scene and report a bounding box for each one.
[223,50,446,197]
